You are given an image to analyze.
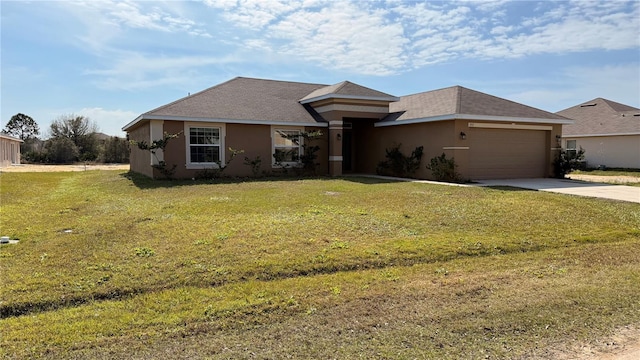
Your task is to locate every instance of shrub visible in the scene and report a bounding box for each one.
[243,155,263,177]
[195,148,244,180]
[426,153,460,182]
[554,146,586,178]
[376,144,424,178]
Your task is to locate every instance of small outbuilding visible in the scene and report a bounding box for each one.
[0,133,23,167]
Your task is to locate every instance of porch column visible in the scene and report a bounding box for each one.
[329,120,343,176]
[149,120,164,166]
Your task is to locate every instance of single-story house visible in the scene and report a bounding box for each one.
[557,98,640,169]
[122,77,571,180]
[0,133,23,167]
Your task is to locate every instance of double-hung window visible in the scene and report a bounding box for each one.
[186,124,224,168]
[273,128,303,166]
[566,139,577,158]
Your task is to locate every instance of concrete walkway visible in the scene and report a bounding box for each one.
[476,178,640,203]
[350,175,640,203]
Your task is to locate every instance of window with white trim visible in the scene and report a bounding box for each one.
[273,128,303,166]
[566,139,577,157]
[186,125,223,168]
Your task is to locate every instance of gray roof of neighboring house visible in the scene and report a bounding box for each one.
[124,77,328,130]
[556,98,640,136]
[383,86,569,123]
[300,81,399,103]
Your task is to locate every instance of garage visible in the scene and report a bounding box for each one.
[468,125,548,180]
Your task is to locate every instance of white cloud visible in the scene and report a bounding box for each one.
[56,0,640,86]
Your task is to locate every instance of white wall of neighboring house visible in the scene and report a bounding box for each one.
[0,135,22,167]
[564,135,640,169]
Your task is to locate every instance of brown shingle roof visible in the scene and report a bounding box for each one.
[144,77,327,123]
[557,98,640,136]
[385,86,568,122]
[300,81,398,103]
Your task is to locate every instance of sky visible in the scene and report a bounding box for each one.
[1,0,639,137]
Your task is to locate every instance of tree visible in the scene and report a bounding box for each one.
[2,113,40,140]
[46,137,79,164]
[101,136,130,163]
[49,115,100,161]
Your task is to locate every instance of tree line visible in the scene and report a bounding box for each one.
[2,113,129,164]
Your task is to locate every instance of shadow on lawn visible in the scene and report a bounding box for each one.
[121,172,378,189]
[484,185,536,192]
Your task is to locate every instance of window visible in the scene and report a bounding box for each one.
[186,124,224,168]
[566,139,577,157]
[273,128,303,166]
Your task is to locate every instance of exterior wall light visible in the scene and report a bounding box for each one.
[337,133,342,141]
[460,131,466,140]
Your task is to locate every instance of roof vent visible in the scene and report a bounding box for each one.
[580,103,597,107]
[634,114,640,117]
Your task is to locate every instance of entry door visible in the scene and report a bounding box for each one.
[342,129,352,172]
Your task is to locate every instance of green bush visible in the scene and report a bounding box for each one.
[426,153,460,182]
[554,147,586,178]
[376,144,424,178]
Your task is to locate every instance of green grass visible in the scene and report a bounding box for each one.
[1,171,639,359]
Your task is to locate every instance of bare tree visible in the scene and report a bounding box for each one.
[50,115,100,161]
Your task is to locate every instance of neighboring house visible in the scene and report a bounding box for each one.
[0,133,23,167]
[122,77,571,180]
[557,98,640,169]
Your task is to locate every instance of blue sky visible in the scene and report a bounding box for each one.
[2,0,639,137]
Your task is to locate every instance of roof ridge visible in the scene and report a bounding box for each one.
[454,85,462,113]
[334,81,349,93]
[600,98,640,112]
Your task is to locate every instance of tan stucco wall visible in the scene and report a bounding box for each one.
[356,119,560,180]
[355,121,455,180]
[132,121,329,179]
[127,123,154,178]
[564,135,640,169]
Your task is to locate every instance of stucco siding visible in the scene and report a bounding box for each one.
[128,123,153,178]
[566,135,640,169]
[133,121,329,179]
[359,121,455,179]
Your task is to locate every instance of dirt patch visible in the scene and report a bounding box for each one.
[567,174,640,184]
[0,164,130,173]
[553,326,640,360]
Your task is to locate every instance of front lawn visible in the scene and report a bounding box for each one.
[1,171,639,359]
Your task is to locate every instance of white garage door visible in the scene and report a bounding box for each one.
[469,128,547,180]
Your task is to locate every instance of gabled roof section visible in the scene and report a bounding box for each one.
[557,98,640,136]
[123,77,328,131]
[382,86,569,125]
[299,81,399,104]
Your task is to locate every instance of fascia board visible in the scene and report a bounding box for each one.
[562,132,640,138]
[375,113,574,127]
[123,115,327,130]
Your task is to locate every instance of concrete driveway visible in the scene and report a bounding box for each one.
[477,178,640,203]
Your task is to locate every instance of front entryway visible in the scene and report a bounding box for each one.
[342,127,352,172]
